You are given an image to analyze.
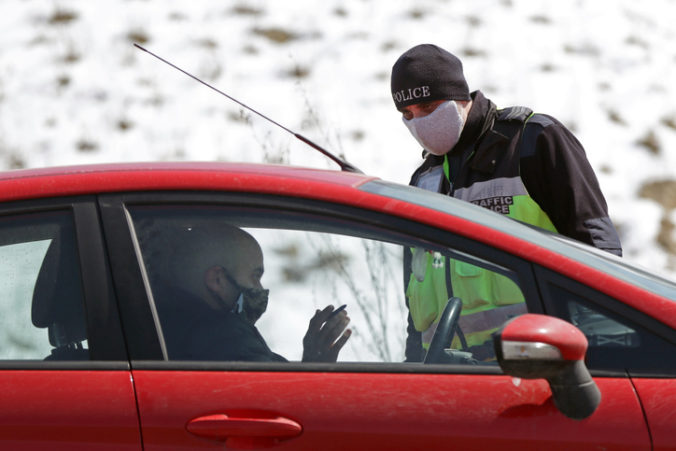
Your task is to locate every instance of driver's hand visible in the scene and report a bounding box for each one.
[302,305,351,362]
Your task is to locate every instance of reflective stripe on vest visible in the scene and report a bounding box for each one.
[454,177,557,232]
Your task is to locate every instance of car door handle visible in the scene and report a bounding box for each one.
[186,412,303,440]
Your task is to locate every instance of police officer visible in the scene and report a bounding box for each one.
[391,44,622,361]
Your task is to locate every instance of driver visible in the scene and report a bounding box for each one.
[157,224,351,362]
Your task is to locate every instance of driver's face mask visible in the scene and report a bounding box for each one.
[236,286,269,325]
[402,100,465,156]
[224,269,269,325]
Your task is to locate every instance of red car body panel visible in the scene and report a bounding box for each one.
[0,371,141,450]
[133,370,650,451]
[632,379,676,451]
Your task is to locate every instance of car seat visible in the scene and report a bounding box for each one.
[31,234,89,360]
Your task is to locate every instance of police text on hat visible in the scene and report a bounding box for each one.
[391,44,470,109]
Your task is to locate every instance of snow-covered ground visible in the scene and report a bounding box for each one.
[1,0,675,278]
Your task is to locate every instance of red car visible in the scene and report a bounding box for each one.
[0,162,674,450]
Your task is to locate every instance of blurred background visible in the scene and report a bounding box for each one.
[1,0,675,278]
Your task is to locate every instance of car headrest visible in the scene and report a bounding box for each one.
[31,236,87,348]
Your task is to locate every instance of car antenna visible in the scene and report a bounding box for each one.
[134,44,363,173]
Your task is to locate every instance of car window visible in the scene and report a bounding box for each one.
[543,282,676,375]
[365,180,676,302]
[129,205,530,365]
[567,301,639,348]
[0,211,88,360]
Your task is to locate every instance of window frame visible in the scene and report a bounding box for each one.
[100,191,542,373]
[0,196,128,369]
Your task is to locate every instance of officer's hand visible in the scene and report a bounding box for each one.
[301,305,351,362]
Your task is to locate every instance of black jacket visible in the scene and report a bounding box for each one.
[410,90,622,253]
[404,90,622,361]
[157,284,286,362]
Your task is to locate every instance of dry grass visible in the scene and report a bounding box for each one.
[408,9,425,20]
[639,179,676,253]
[117,119,134,132]
[607,109,627,126]
[530,15,552,24]
[61,49,80,64]
[251,27,299,44]
[47,9,78,25]
[461,47,487,58]
[6,153,26,169]
[76,139,98,152]
[127,29,150,45]
[284,64,311,79]
[195,38,218,49]
[230,5,264,17]
[661,114,676,130]
[56,75,70,88]
[636,130,661,155]
[658,216,676,254]
[639,179,676,210]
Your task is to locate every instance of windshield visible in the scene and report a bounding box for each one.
[361,180,676,301]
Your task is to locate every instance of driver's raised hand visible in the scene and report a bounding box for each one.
[302,305,351,362]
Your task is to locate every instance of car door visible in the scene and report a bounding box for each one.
[100,192,651,450]
[0,198,141,450]
[538,268,676,451]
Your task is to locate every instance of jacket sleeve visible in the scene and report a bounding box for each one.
[520,115,622,256]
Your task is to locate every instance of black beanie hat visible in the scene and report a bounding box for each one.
[391,44,470,109]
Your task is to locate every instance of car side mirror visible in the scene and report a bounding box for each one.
[493,314,601,420]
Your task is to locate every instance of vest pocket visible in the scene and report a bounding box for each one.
[454,261,482,277]
[406,275,440,332]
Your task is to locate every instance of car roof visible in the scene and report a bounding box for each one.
[2,161,675,328]
[0,162,377,202]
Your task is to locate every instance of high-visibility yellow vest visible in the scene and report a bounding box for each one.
[407,172,558,350]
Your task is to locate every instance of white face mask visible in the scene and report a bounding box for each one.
[402,100,465,156]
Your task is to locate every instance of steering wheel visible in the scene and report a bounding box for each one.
[424,297,463,364]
